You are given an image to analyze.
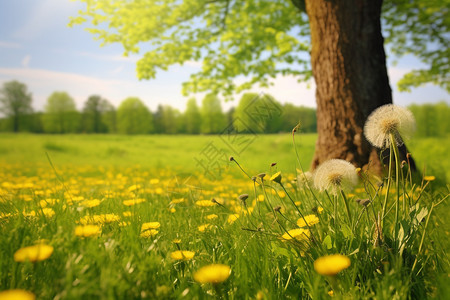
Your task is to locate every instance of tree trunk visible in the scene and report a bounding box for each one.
[305,0,394,172]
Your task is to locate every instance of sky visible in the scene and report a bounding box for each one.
[0,0,448,114]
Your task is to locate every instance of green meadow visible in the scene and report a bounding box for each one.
[0,133,448,179]
[0,133,449,299]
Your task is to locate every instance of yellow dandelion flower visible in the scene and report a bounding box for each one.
[172,239,181,244]
[41,208,55,218]
[14,244,53,262]
[297,214,319,228]
[227,214,239,224]
[195,200,215,207]
[280,228,310,241]
[123,211,132,217]
[169,207,176,213]
[141,222,161,231]
[150,178,160,184]
[198,224,211,232]
[313,159,358,195]
[122,198,145,206]
[423,175,435,181]
[364,104,416,148]
[194,264,231,284]
[170,250,195,260]
[257,195,265,202]
[75,225,101,237]
[140,229,158,238]
[170,198,185,204]
[119,221,130,227]
[80,199,101,208]
[127,184,141,192]
[270,172,282,184]
[206,214,218,220]
[0,289,35,300]
[314,254,351,276]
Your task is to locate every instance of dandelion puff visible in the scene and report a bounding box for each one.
[313,159,358,195]
[364,104,416,148]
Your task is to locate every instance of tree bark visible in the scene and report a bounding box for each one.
[305,0,405,172]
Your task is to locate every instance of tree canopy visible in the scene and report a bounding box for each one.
[0,80,33,132]
[70,0,449,97]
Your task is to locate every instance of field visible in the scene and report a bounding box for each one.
[0,133,449,299]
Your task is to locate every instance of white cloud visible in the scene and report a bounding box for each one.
[0,41,21,48]
[21,55,31,68]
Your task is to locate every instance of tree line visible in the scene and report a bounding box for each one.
[0,80,317,134]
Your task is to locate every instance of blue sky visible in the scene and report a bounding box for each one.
[0,0,448,113]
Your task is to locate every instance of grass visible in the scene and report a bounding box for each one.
[0,133,448,299]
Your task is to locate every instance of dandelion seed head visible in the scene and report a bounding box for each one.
[313,159,358,195]
[364,104,416,148]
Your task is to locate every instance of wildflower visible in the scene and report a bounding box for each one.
[364,104,416,148]
[170,198,185,204]
[170,250,195,260]
[297,214,319,228]
[123,198,145,206]
[41,208,55,218]
[270,172,282,184]
[80,199,101,208]
[227,214,239,224]
[140,229,158,238]
[198,224,211,232]
[195,200,215,207]
[172,239,181,244]
[14,244,53,262]
[314,254,351,276]
[206,214,218,220]
[75,225,101,237]
[313,159,358,195]
[0,289,35,300]
[280,228,310,241]
[194,264,231,284]
[423,175,435,181]
[141,222,161,231]
[257,173,266,180]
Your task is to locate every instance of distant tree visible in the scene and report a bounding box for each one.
[43,92,79,133]
[281,104,316,133]
[200,94,226,134]
[117,97,153,134]
[155,105,180,134]
[184,98,201,134]
[0,80,33,132]
[82,95,115,133]
[233,93,282,133]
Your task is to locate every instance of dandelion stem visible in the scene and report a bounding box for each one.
[381,146,393,229]
[390,133,401,248]
[340,189,352,228]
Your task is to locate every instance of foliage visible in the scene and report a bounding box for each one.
[70,0,449,97]
[116,97,153,134]
[382,0,450,92]
[42,92,80,133]
[69,0,311,98]
[0,80,33,132]
[233,93,283,133]
[81,95,116,133]
[200,94,227,134]
[184,98,202,134]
